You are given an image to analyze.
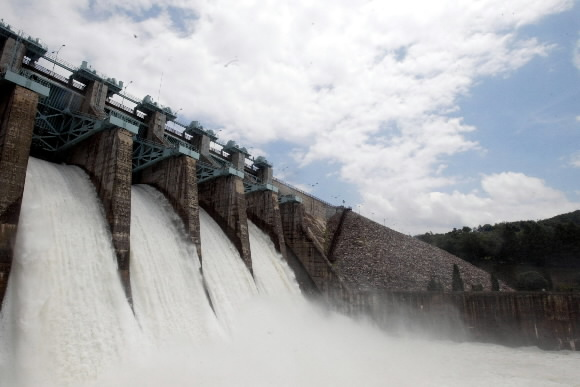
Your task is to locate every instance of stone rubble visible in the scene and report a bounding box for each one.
[331,211,508,292]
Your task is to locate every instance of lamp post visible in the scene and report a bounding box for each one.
[51,44,65,73]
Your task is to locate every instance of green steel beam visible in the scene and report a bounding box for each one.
[132,136,199,173]
[2,69,50,97]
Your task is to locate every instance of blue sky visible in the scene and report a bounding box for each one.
[2,0,578,234]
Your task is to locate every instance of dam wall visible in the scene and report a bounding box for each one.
[346,291,580,351]
[279,201,346,294]
[1,21,579,352]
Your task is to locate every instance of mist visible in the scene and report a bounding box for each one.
[94,296,580,387]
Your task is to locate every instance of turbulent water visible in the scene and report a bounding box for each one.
[0,159,139,386]
[130,185,222,344]
[248,220,301,296]
[198,208,258,331]
[1,158,579,387]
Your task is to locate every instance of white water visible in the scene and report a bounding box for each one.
[198,208,258,331]
[0,158,139,387]
[1,158,580,387]
[96,299,580,387]
[130,185,222,344]
[248,220,301,296]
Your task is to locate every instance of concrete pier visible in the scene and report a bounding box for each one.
[66,128,134,303]
[0,84,38,306]
[0,37,26,74]
[245,160,286,258]
[246,189,286,258]
[80,80,107,118]
[199,174,252,273]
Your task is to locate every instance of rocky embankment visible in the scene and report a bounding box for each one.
[330,210,508,292]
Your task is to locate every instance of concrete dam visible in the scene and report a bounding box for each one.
[0,21,579,385]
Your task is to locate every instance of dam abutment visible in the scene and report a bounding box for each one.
[279,200,345,294]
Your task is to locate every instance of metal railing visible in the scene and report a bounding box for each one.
[42,52,78,73]
[70,79,86,91]
[272,177,335,208]
[164,132,199,154]
[26,60,69,84]
[116,91,141,105]
[0,22,47,50]
[106,98,134,115]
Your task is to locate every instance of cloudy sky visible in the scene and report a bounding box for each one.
[2,0,579,234]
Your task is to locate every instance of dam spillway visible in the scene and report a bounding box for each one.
[0,158,139,385]
[130,184,222,343]
[0,159,578,386]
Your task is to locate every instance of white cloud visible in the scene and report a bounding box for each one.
[0,0,576,233]
[569,152,580,168]
[363,172,579,233]
[573,36,580,71]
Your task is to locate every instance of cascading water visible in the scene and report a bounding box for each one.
[0,158,139,387]
[129,185,223,344]
[247,220,301,296]
[1,158,580,387]
[198,208,258,331]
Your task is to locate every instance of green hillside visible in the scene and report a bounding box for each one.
[415,210,580,291]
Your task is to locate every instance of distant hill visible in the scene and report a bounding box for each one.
[540,210,580,227]
[415,210,580,291]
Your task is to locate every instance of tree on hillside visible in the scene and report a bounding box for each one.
[452,264,464,291]
[414,210,580,291]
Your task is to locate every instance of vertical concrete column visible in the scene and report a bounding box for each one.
[190,131,211,158]
[138,155,201,258]
[185,125,219,166]
[246,190,286,259]
[80,80,108,118]
[198,175,252,273]
[230,151,245,171]
[0,84,38,307]
[256,165,273,184]
[146,110,166,144]
[0,37,26,73]
[66,128,133,303]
